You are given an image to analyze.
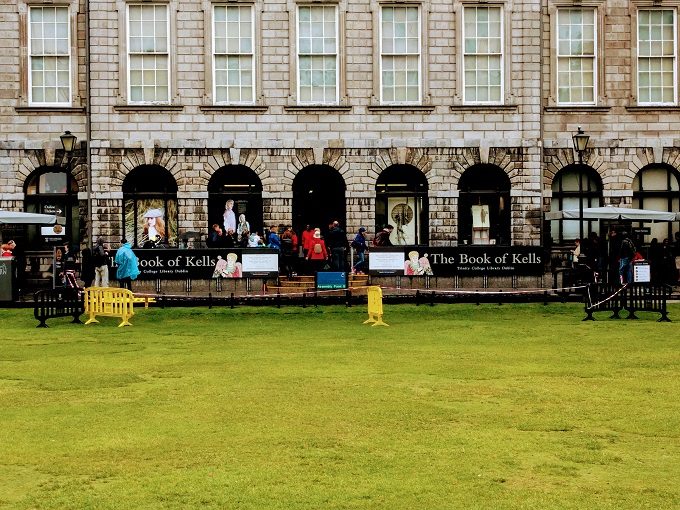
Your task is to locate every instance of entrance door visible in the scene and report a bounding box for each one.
[292,165,346,234]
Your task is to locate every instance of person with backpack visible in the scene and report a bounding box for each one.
[351,227,368,274]
[373,224,394,247]
[306,228,328,274]
[93,238,109,287]
[619,231,636,284]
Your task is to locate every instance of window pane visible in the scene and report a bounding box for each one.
[381,7,420,104]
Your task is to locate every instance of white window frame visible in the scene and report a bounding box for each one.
[27,5,72,107]
[296,4,340,105]
[461,5,504,105]
[637,8,677,106]
[379,4,422,105]
[126,3,171,105]
[555,7,598,106]
[212,4,256,105]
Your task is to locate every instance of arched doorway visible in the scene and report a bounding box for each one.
[633,164,680,243]
[24,167,80,248]
[292,165,346,234]
[550,165,602,244]
[208,165,263,236]
[458,164,511,245]
[375,165,428,245]
[122,166,178,247]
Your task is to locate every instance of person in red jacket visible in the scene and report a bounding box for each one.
[306,228,328,274]
[301,224,314,258]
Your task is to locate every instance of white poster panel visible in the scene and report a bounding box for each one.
[41,225,66,236]
[242,253,279,273]
[388,197,416,245]
[369,250,405,273]
[633,262,651,283]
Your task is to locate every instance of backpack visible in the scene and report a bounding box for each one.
[313,242,323,254]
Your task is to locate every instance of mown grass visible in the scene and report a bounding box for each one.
[0,303,679,510]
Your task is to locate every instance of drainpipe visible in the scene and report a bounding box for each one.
[84,0,92,246]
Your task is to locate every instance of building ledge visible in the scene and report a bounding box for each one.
[14,106,86,114]
[200,105,269,113]
[284,105,352,112]
[544,106,611,113]
[113,105,185,112]
[449,104,518,112]
[367,105,435,113]
[625,105,680,112]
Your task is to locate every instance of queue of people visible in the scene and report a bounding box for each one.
[571,229,680,285]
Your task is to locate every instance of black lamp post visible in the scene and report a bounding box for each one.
[572,126,590,241]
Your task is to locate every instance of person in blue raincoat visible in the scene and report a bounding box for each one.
[115,239,140,290]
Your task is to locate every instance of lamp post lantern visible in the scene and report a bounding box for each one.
[60,131,77,154]
[572,126,590,241]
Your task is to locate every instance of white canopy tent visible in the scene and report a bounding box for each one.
[546,206,680,222]
[0,210,65,225]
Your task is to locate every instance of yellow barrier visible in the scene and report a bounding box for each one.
[363,286,388,327]
[84,287,136,327]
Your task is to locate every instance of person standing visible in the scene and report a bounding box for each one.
[351,227,368,274]
[93,238,109,287]
[115,239,140,290]
[618,232,635,284]
[301,224,314,258]
[326,220,348,271]
[306,228,328,273]
[373,224,394,247]
[80,245,96,288]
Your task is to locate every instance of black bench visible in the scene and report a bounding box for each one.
[583,283,672,322]
[34,288,84,328]
[625,283,672,322]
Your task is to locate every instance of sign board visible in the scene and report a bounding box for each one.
[316,271,348,290]
[633,261,651,283]
[632,227,651,236]
[369,246,545,277]
[0,258,13,301]
[108,248,279,280]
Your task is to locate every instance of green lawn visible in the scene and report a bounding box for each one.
[1,303,679,510]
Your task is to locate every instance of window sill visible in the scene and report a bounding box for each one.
[15,106,86,113]
[543,106,611,113]
[284,105,352,112]
[113,104,185,112]
[625,105,680,112]
[367,105,435,113]
[449,104,518,112]
[200,105,269,113]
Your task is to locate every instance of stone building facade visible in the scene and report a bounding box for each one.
[1,0,679,255]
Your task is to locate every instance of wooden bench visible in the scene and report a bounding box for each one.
[34,288,84,328]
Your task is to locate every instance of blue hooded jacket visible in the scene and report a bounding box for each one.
[115,242,141,280]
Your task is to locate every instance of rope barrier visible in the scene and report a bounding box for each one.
[587,283,628,309]
[139,283,590,302]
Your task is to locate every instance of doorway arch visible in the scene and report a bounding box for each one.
[292,165,346,234]
[122,165,178,247]
[24,167,80,248]
[458,164,511,245]
[208,165,263,236]
[375,165,429,245]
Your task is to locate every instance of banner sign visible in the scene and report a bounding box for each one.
[369,246,545,276]
[316,271,348,290]
[108,248,280,280]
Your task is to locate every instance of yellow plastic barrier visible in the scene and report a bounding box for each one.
[363,286,388,327]
[84,287,136,327]
[133,295,156,308]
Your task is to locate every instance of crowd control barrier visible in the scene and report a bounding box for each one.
[584,283,672,322]
[84,287,136,327]
[363,286,388,326]
[34,288,84,328]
